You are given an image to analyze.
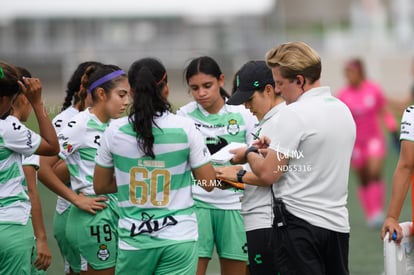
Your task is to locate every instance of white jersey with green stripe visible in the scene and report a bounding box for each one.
[52,106,79,214]
[21,154,40,193]
[176,102,258,210]
[58,108,108,195]
[401,105,414,141]
[95,112,211,250]
[0,115,41,225]
[22,154,39,169]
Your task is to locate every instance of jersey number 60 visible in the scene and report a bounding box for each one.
[129,167,171,207]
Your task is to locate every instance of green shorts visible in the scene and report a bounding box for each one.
[66,197,118,271]
[53,206,81,273]
[196,207,248,261]
[0,221,35,275]
[116,241,198,275]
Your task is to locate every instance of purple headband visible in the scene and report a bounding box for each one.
[88,70,125,93]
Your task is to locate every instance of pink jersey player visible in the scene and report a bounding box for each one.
[338,80,387,168]
[337,58,398,228]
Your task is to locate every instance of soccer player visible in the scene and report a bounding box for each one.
[10,66,52,274]
[93,57,216,275]
[176,56,257,275]
[39,64,130,275]
[50,61,102,275]
[337,58,399,227]
[0,61,59,274]
[382,105,414,242]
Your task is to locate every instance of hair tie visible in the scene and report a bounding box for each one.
[0,67,4,79]
[156,72,166,85]
[88,70,125,93]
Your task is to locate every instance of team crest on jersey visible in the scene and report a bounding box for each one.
[227,119,240,136]
[97,244,110,261]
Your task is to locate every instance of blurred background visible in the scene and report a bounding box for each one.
[1,0,414,107]
[2,0,414,274]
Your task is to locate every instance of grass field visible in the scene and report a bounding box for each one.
[29,108,410,275]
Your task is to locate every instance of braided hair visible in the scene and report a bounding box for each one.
[61,61,103,111]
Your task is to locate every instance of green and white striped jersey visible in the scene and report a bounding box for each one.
[52,106,79,214]
[0,115,41,225]
[95,112,211,250]
[176,102,258,210]
[58,108,108,195]
[21,154,40,193]
[22,155,39,170]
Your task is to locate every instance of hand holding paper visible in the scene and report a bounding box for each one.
[210,142,247,164]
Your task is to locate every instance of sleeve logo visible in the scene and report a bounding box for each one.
[63,142,73,153]
[12,122,22,131]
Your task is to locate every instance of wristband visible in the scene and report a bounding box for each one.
[244,146,259,161]
[237,169,247,183]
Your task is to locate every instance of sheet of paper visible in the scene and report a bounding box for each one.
[211,142,247,164]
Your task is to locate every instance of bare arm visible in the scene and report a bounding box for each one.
[93,165,117,195]
[53,159,70,183]
[379,101,398,132]
[229,137,288,186]
[381,140,414,242]
[192,162,216,192]
[247,148,288,186]
[38,155,108,214]
[23,165,51,271]
[215,165,267,186]
[19,78,59,156]
[38,155,79,203]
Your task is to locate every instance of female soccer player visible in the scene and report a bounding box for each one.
[382,104,414,241]
[51,61,102,275]
[176,56,257,275]
[39,63,130,275]
[93,57,216,275]
[10,66,52,274]
[337,58,398,227]
[0,61,59,274]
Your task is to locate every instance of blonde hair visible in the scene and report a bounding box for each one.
[265,41,321,84]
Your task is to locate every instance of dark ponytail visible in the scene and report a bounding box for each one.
[184,56,230,99]
[62,61,103,111]
[0,61,20,98]
[128,58,171,158]
[16,66,32,79]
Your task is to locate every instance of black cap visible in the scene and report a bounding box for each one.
[227,60,275,105]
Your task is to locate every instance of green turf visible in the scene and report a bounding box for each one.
[29,111,409,274]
